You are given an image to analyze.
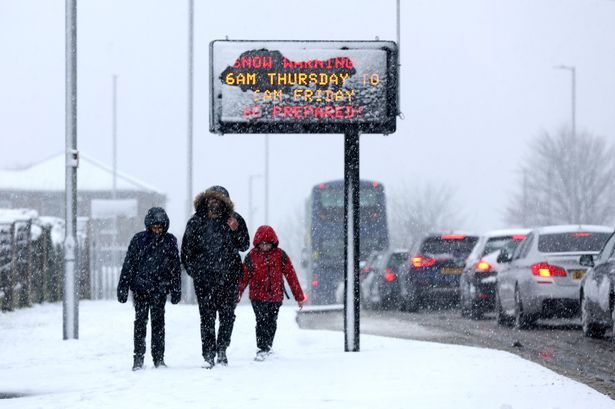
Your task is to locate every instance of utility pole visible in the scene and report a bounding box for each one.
[248,174,262,234]
[264,135,269,224]
[64,0,79,340]
[554,65,576,137]
[112,75,118,198]
[186,0,194,221]
[111,74,119,278]
[396,0,401,113]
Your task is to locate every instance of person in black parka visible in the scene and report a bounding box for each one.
[181,185,250,368]
[117,207,181,371]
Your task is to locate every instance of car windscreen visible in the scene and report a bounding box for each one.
[388,253,408,270]
[537,232,611,253]
[420,237,478,257]
[482,236,525,256]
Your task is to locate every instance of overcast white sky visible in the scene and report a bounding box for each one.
[1,0,615,239]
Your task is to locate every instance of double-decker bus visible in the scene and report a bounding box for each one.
[302,179,389,304]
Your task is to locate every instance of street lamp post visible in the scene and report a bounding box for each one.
[264,136,269,225]
[248,174,262,234]
[554,65,576,136]
[186,0,194,221]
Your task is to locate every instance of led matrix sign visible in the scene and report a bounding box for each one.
[210,40,398,134]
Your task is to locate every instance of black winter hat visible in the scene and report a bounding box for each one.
[206,185,230,198]
[144,207,170,231]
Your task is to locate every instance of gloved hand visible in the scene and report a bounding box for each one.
[117,291,128,304]
[171,292,181,304]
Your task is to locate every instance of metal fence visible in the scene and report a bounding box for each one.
[88,217,126,300]
[0,216,90,311]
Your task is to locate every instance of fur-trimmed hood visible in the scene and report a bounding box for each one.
[193,186,234,217]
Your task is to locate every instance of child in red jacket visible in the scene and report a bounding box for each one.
[238,225,306,361]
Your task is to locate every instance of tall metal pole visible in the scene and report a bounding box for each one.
[343,129,360,352]
[64,0,79,340]
[554,65,576,137]
[111,74,119,277]
[186,0,194,220]
[571,67,576,137]
[264,135,269,224]
[112,75,118,198]
[248,174,262,234]
[396,0,401,113]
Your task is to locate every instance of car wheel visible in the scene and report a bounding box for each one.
[611,295,615,343]
[467,282,483,320]
[460,279,470,318]
[404,282,420,312]
[513,285,532,330]
[581,294,605,338]
[361,289,372,310]
[495,288,510,326]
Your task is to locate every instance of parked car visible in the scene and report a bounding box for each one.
[361,249,408,310]
[495,225,614,329]
[400,233,479,311]
[579,231,615,338]
[460,229,530,319]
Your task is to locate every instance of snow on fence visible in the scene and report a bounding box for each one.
[0,209,91,311]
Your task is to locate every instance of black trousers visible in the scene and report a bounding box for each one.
[251,300,282,352]
[195,282,237,360]
[133,293,167,361]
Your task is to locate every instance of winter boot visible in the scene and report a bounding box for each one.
[154,358,167,368]
[254,350,268,362]
[217,350,228,366]
[202,354,215,369]
[132,355,144,371]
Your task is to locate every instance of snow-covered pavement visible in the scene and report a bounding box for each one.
[1,300,614,409]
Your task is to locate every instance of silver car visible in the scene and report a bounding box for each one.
[579,231,615,338]
[495,225,614,329]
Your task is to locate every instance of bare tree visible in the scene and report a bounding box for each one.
[388,183,464,248]
[506,128,615,227]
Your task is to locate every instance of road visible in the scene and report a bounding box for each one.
[296,305,615,400]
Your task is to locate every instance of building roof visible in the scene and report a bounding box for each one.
[0,153,163,194]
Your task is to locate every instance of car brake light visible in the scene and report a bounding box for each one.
[383,268,397,282]
[372,181,379,187]
[312,274,319,287]
[363,266,369,273]
[531,263,567,278]
[475,260,492,272]
[441,234,465,240]
[512,235,526,241]
[412,256,436,268]
[573,232,591,237]
[319,183,326,189]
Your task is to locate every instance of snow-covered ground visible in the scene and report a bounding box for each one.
[1,300,614,409]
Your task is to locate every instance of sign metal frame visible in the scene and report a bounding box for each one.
[209,40,398,135]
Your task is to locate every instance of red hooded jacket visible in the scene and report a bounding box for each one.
[239,225,305,303]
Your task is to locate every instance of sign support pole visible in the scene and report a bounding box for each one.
[64,0,79,340]
[343,128,360,352]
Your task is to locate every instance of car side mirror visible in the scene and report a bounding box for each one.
[497,250,512,264]
[579,254,595,268]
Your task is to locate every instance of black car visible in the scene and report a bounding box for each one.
[400,233,479,311]
[579,231,615,338]
[361,249,408,310]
